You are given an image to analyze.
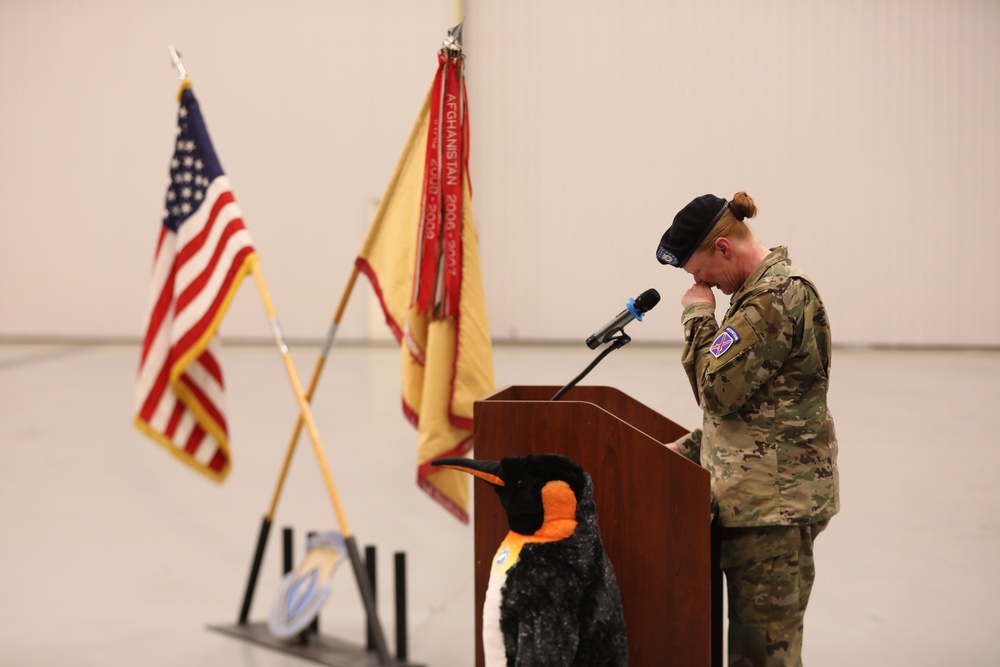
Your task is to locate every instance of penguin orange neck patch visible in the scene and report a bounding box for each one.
[535,480,577,539]
[492,480,578,574]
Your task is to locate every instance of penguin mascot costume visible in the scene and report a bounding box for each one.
[434,453,628,666]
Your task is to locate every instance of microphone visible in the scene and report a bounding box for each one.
[585,288,660,349]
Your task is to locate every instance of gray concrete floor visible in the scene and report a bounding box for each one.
[0,342,997,666]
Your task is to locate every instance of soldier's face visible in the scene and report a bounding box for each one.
[684,249,740,294]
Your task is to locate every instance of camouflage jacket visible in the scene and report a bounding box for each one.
[676,246,840,527]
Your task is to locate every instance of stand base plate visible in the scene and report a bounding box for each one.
[208,622,423,667]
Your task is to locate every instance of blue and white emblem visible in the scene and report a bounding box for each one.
[656,246,679,266]
[496,546,509,567]
[710,326,741,358]
[268,531,346,639]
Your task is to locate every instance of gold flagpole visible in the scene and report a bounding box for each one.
[250,262,352,534]
[238,267,362,626]
[248,260,390,663]
[264,266,360,520]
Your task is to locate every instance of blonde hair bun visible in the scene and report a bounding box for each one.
[730,192,758,220]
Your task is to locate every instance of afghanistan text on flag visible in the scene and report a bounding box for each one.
[356,54,495,523]
[134,80,256,481]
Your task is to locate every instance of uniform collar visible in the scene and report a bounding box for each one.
[730,246,788,305]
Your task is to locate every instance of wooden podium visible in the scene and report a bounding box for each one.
[472,385,720,666]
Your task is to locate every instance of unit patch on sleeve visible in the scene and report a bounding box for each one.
[710,326,741,358]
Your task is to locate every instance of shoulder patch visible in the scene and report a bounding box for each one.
[706,312,761,369]
[710,326,741,358]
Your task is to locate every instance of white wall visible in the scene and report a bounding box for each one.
[2,0,997,347]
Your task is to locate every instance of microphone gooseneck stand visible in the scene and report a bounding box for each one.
[551,332,631,401]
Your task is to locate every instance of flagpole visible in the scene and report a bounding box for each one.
[265,266,360,520]
[247,261,390,664]
[237,266,360,625]
[168,45,186,80]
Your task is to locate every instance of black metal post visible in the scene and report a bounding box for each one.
[282,527,294,573]
[394,552,408,662]
[238,516,272,625]
[345,536,391,664]
[307,531,319,636]
[365,545,377,652]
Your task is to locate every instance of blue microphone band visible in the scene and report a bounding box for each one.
[626,298,643,322]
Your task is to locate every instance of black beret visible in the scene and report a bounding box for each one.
[656,194,729,267]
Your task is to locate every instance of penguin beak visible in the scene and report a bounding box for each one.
[432,457,505,487]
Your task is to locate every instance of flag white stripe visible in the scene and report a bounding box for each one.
[135,231,177,414]
[172,408,196,446]
[147,392,177,434]
[185,344,226,409]
[173,177,237,289]
[173,222,251,337]
[193,435,219,468]
[135,324,171,414]
[138,233,177,335]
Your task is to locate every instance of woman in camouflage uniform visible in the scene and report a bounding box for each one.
[656,192,840,667]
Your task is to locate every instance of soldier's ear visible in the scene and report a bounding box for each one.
[715,238,733,259]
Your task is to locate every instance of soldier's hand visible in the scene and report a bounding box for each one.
[682,282,715,308]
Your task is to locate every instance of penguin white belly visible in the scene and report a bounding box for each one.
[483,540,522,667]
[483,557,507,667]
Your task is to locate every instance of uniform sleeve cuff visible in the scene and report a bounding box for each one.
[681,302,716,325]
[675,429,702,462]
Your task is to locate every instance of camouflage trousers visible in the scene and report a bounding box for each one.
[720,521,828,667]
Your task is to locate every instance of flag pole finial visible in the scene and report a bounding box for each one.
[442,20,464,55]
[168,45,187,81]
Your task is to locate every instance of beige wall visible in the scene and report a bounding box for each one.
[2,1,997,346]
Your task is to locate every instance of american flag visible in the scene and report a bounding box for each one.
[134,82,256,481]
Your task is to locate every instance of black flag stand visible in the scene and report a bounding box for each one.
[209,528,423,667]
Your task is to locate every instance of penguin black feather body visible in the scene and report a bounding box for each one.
[434,454,628,667]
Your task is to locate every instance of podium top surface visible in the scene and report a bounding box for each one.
[479,384,690,447]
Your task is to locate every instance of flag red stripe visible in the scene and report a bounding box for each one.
[154,223,168,258]
[179,373,227,433]
[198,349,223,385]
[175,215,246,314]
[184,423,205,454]
[173,244,254,354]
[174,190,236,270]
[207,448,228,473]
[164,399,185,438]
[140,251,176,366]
[139,360,172,422]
